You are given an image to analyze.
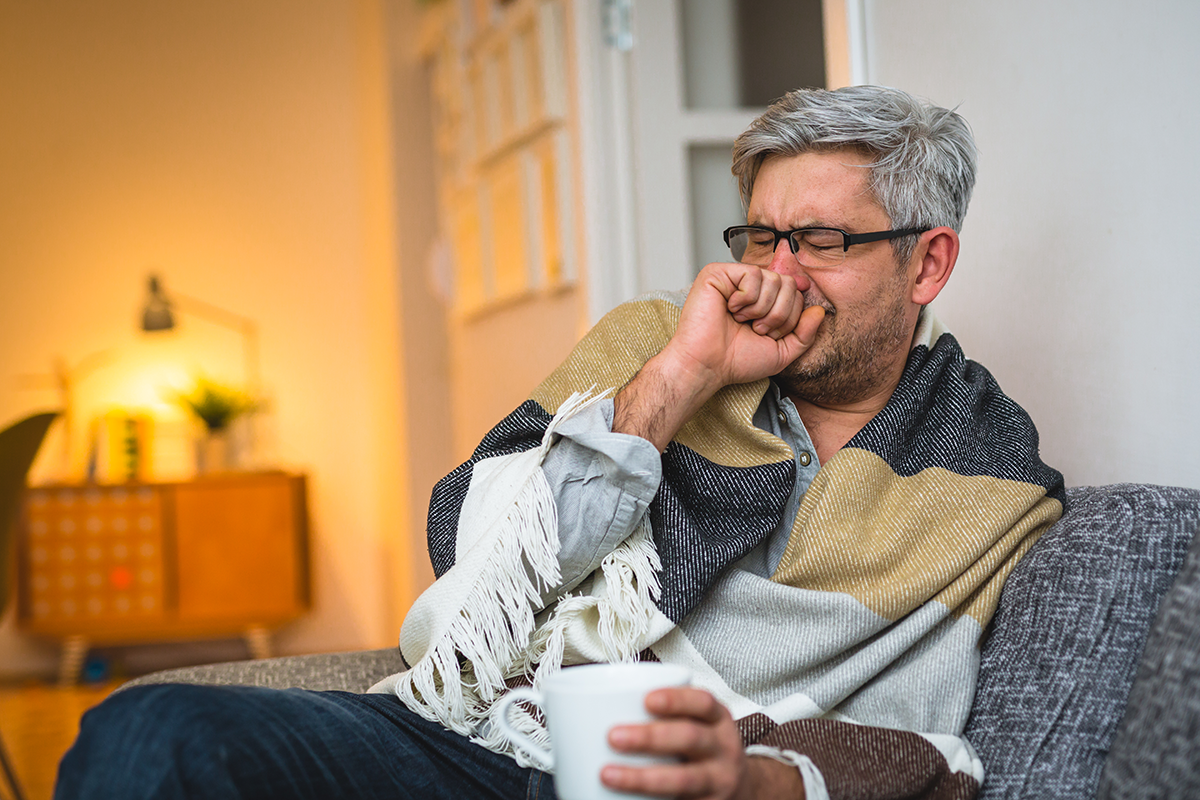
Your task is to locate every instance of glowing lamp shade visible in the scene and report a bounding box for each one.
[137,274,261,394]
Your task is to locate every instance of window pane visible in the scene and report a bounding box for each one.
[680,0,826,110]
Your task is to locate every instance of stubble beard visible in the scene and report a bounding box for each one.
[776,283,912,407]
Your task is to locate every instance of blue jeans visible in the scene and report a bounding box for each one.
[55,684,557,800]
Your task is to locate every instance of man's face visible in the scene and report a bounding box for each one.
[745,149,923,408]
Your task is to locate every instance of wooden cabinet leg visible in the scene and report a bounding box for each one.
[0,727,27,800]
[58,635,89,687]
[244,625,273,660]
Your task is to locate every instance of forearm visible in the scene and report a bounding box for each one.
[612,346,724,452]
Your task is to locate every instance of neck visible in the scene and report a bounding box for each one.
[785,366,905,465]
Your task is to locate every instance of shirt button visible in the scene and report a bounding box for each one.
[798,451,812,467]
[777,411,787,426]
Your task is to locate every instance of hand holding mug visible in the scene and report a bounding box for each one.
[601,685,752,799]
[494,662,692,800]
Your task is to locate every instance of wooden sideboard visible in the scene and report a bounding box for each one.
[15,471,309,684]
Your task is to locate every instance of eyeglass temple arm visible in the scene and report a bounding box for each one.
[841,227,929,250]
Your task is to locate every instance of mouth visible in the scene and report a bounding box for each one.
[802,291,835,318]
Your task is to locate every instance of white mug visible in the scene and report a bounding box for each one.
[495,662,693,800]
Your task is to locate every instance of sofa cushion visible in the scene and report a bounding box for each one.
[1098,512,1200,798]
[964,483,1200,800]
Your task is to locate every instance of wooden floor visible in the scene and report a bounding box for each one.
[0,681,118,800]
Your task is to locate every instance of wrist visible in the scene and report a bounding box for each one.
[612,349,722,452]
[742,755,807,800]
[650,341,727,398]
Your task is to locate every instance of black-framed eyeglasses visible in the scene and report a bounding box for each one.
[723,224,930,268]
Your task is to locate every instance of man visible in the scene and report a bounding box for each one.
[58,86,1063,800]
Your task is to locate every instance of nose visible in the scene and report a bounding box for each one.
[767,238,812,292]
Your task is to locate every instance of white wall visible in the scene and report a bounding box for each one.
[865,0,1200,490]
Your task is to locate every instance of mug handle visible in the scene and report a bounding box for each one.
[494,688,553,768]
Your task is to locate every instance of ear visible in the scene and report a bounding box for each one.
[909,227,959,306]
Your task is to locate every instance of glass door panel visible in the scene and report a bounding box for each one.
[688,144,745,273]
[680,0,827,110]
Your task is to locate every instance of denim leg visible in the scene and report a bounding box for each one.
[55,684,557,800]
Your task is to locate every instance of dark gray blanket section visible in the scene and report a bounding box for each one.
[851,333,1064,503]
[966,484,1200,800]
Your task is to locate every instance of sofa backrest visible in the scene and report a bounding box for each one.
[964,483,1200,800]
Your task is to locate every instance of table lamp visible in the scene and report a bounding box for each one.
[140,274,263,473]
[139,274,261,394]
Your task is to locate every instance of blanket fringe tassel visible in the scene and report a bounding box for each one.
[390,390,663,768]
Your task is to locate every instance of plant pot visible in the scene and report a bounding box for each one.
[196,430,231,475]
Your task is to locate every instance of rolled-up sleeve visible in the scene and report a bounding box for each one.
[540,398,662,595]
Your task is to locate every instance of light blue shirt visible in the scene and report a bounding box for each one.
[540,381,821,601]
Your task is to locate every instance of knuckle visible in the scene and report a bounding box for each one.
[679,724,707,752]
[698,691,721,717]
[658,765,705,796]
[714,771,738,797]
[646,722,679,751]
[684,770,713,796]
[652,770,686,794]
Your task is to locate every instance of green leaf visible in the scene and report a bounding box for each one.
[173,377,261,432]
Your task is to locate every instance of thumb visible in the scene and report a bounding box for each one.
[778,305,826,363]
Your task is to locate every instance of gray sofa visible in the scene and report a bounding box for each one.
[127,483,1200,799]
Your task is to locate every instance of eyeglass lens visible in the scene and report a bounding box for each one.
[727,227,846,267]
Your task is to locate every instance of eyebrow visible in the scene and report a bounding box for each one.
[745,220,838,231]
[746,215,821,227]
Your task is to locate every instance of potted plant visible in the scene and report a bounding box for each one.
[175,377,260,474]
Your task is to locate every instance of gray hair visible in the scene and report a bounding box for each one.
[731,86,977,264]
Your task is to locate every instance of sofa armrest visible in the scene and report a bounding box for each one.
[965,483,1200,800]
[1099,512,1200,798]
[117,648,406,694]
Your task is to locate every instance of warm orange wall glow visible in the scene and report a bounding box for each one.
[0,0,414,675]
[449,291,584,460]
